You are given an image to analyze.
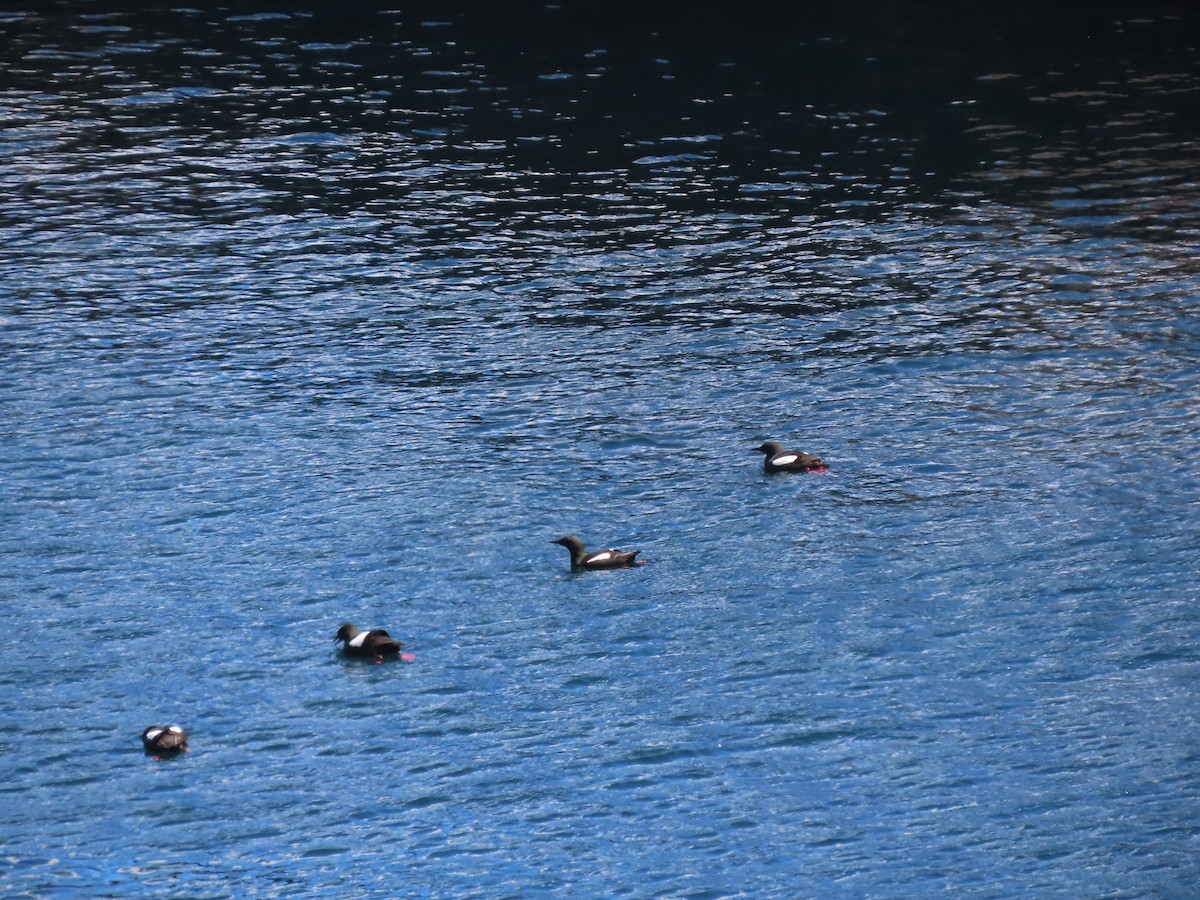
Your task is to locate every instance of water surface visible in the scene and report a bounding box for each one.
[2,3,1199,897]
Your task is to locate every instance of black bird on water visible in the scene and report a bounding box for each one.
[142,725,188,757]
[754,440,827,474]
[551,535,642,571]
[335,623,404,662]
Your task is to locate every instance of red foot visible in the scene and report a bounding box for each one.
[401,653,415,662]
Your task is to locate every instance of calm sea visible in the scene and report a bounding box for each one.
[2,3,1199,897]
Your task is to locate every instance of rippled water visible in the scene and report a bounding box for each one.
[3,4,1199,897]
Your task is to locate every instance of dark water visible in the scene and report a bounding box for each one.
[3,3,1199,897]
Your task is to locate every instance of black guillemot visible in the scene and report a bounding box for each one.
[142,725,188,756]
[552,534,642,570]
[754,440,827,474]
[335,623,405,662]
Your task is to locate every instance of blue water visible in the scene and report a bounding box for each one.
[3,4,1200,897]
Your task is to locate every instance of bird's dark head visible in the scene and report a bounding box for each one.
[335,623,360,644]
[754,441,784,457]
[551,535,584,552]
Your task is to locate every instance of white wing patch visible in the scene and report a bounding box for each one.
[772,454,799,466]
[144,727,164,741]
[588,551,613,563]
[166,726,184,735]
[349,632,369,648]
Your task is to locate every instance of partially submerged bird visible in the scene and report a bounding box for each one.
[551,534,641,570]
[142,725,188,756]
[754,440,827,474]
[335,623,404,662]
